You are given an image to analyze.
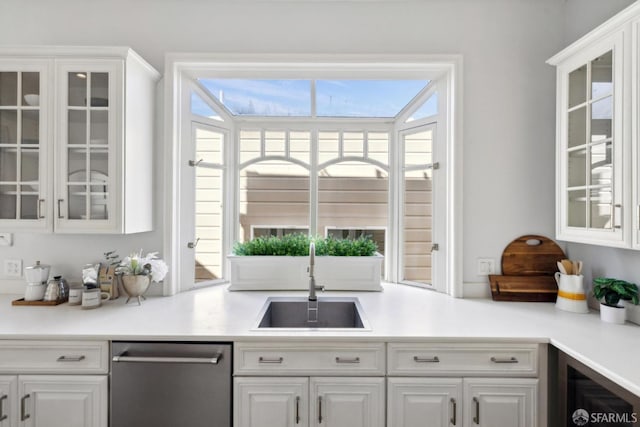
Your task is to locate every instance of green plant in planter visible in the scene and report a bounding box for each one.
[592,277,639,307]
[233,234,378,257]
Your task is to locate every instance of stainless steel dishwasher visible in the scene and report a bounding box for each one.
[110,341,232,427]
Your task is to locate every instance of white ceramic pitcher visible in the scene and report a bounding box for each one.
[554,272,589,313]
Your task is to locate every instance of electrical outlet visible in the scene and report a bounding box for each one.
[477,258,496,275]
[0,232,12,246]
[4,259,22,278]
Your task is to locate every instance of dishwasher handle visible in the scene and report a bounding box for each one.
[112,352,222,364]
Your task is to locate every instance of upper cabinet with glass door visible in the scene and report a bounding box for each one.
[0,47,159,234]
[0,60,50,231]
[548,15,632,248]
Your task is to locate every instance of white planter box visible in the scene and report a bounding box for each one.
[228,254,383,291]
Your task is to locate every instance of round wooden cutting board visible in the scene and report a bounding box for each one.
[501,235,566,276]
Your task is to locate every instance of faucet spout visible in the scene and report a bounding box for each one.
[309,241,318,301]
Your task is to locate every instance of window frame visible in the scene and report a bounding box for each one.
[164,54,463,297]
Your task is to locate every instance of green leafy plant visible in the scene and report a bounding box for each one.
[592,277,639,307]
[232,234,378,257]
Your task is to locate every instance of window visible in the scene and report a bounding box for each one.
[168,57,460,296]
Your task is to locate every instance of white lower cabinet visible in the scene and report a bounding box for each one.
[387,377,537,427]
[463,378,537,427]
[234,377,385,427]
[0,375,107,427]
[0,340,109,427]
[387,378,462,427]
[235,377,309,427]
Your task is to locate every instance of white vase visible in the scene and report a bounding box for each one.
[121,275,150,305]
[599,302,626,324]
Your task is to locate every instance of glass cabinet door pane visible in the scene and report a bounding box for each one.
[89,150,108,177]
[0,147,16,181]
[591,96,612,142]
[590,142,612,186]
[90,73,109,107]
[68,148,86,182]
[90,187,108,220]
[568,190,586,228]
[21,72,40,103]
[20,149,39,182]
[569,65,587,108]
[568,107,587,148]
[68,72,87,106]
[590,188,612,229]
[0,72,17,106]
[0,185,17,219]
[20,191,38,220]
[21,110,39,144]
[67,185,86,219]
[90,110,108,144]
[591,51,613,98]
[568,149,586,188]
[0,110,17,144]
[68,110,86,145]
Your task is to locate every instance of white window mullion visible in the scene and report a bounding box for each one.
[309,128,319,236]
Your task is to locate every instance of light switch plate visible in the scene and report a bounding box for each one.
[4,259,22,278]
[0,232,12,246]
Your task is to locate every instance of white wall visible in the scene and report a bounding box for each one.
[0,0,591,294]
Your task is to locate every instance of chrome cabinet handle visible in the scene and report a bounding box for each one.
[21,394,30,421]
[57,199,64,219]
[450,398,457,425]
[473,397,479,424]
[57,355,85,362]
[258,356,283,364]
[414,356,439,363]
[318,396,323,423]
[612,204,622,229]
[335,357,360,364]
[112,352,221,364]
[0,394,7,421]
[295,396,300,424]
[490,356,518,364]
[37,199,45,219]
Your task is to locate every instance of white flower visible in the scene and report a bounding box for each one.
[117,250,168,282]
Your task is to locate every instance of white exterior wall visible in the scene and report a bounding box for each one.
[0,0,629,295]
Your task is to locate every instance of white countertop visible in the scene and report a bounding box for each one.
[1,283,639,397]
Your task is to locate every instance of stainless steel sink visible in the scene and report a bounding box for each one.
[255,297,370,330]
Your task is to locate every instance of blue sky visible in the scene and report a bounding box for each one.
[196,79,430,118]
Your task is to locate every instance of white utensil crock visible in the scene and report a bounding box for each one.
[555,272,589,313]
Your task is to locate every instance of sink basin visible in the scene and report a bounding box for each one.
[255,297,370,330]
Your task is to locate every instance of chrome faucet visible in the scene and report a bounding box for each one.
[308,241,324,301]
[308,242,324,323]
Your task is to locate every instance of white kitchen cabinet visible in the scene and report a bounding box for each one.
[0,60,51,231]
[309,377,385,427]
[234,377,384,427]
[234,377,309,427]
[234,342,386,427]
[386,343,542,427]
[0,340,108,427]
[0,376,18,427]
[547,3,640,248]
[387,378,462,427]
[0,46,159,234]
[20,375,107,427]
[463,378,537,427]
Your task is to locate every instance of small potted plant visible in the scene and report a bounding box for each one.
[116,250,168,305]
[592,277,639,324]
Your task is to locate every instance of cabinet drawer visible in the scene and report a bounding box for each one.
[234,342,385,376]
[387,342,538,377]
[0,340,109,374]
